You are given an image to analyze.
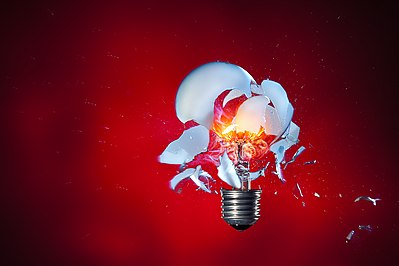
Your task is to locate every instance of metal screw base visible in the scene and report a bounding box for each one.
[221,189,262,231]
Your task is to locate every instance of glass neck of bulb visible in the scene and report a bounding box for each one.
[235,142,251,191]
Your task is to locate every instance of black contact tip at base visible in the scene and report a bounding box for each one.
[230,224,252,231]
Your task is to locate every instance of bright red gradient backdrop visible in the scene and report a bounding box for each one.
[1,1,398,265]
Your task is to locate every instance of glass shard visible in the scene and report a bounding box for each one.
[235,96,270,133]
[159,125,209,164]
[285,122,300,143]
[217,152,241,188]
[275,159,286,183]
[354,196,381,206]
[176,62,254,128]
[169,166,212,193]
[314,192,320,198]
[250,82,263,94]
[297,183,303,197]
[358,225,373,232]
[270,122,300,157]
[169,168,196,190]
[189,165,211,193]
[264,105,282,136]
[284,146,306,169]
[269,123,300,184]
[346,230,355,243]
[222,89,246,107]
[261,80,294,137]
[249,162,269,181]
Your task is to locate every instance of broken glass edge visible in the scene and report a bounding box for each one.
[249,162,270,181]
[354,196,381,206]
[217,152,241,188]
[284,146,306,170]
[222,89,246,107]
[346,230,355,243]
[175,62,254,128]
[159,125,209,164]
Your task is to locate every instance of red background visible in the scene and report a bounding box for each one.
[1,1,398,265]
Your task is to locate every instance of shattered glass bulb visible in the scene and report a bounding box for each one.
[160,62,300,230]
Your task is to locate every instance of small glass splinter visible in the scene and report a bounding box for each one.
[346,230,355,243]
[354,196,381,206]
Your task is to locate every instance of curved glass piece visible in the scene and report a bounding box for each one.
[176,62,255,128]
[235,95,270,133]
[222,89,246,108]
[217,152,242,188]
[169,166,211,193]
[169,168,196,190]
[261,80,293,138]
[159,125,209,164]
[264,105,282,136]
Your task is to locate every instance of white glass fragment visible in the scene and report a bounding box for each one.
[275,159,286,183]
[354,196,381,206]
[169,168,196,190]
[271,144,286,164]
[159,125,209,164]
[270,122,300,156]
[222,89,246,107]
[346,230,355,243]
[235,96,270,133]
[269,144,286,183]
[295,183,303,197]
[249,162,270,181]
[314,192,320,198]
[176,62,254,128]
[261,80,294,137]
[169,166,211,193]
[250,81,263,94]
[358,225,373,232]
[284,146,306,169]
[189,165,211,193]
[264,105,282,136]
[217,152,241,188]
[284,122,300,143]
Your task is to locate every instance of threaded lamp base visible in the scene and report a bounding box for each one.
[221,189,262,231]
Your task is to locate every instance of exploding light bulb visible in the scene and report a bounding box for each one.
[160,62,300,230]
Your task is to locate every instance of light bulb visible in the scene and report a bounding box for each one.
[160,62,300,231]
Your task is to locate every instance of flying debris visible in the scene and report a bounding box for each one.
[294,183,303,198]
[303,160,317,165]
[354,196,381,206]
[284,146,305,169]
[346,230,355,243]
[358,225,373,232]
